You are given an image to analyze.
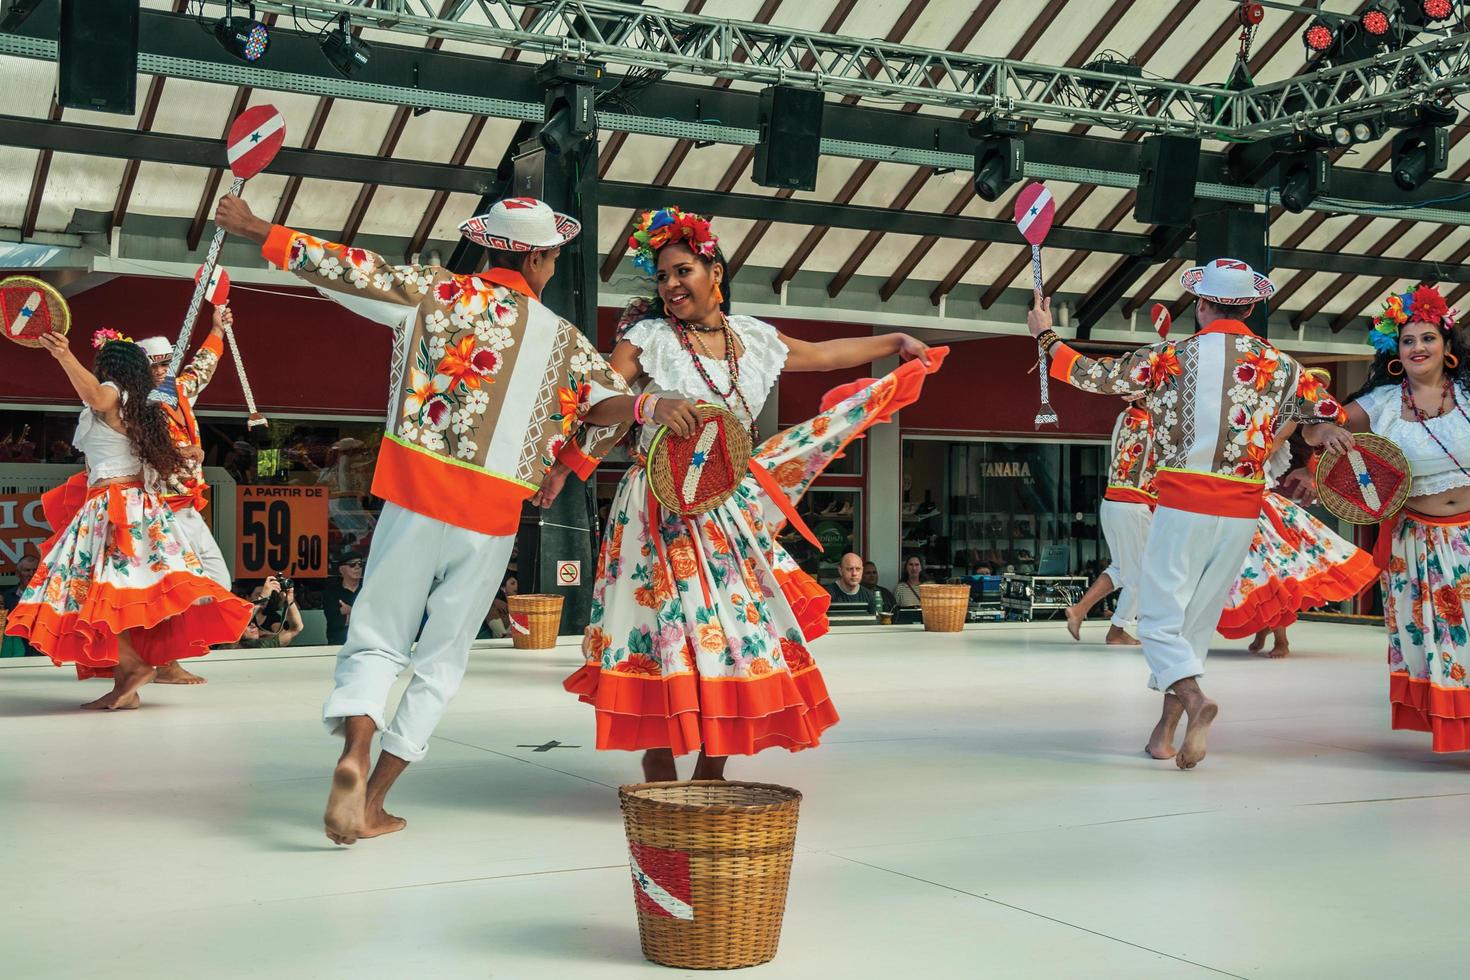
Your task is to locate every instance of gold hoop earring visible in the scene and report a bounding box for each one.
[1388,358,1405,376]
[1448,354,1460,369]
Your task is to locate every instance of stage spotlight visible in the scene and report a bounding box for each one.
[321,15,372,77]
[1280,150,1330,214]
[1303,18,1336,53]
[1393,125,1449,190]
[970,117,1028,203]
[1354,120,1378,142]
[1362,7,1392,38]
[214,2,271,64]
[1421,0,1455,23]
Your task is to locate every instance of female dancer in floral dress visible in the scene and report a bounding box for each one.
[4,331,252,709]
[1305,285,1470,750]
[1218,409,1377,658]
[546,207,945,781]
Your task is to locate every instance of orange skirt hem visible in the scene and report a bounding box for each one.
[774,567,831,642]
[6,573,254,669]
[1218,549,1379,639]
[563,662,838,756]
[1390,672,1470,752]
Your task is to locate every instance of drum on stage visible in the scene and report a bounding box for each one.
[0,275,70,348]
[646,404,752,516]
[1314,432,1412,524]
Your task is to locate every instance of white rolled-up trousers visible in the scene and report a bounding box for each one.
[1136,505,1256,693]
[322,502,512,762]
[172,505,231,589]
[1099,499,1152,628]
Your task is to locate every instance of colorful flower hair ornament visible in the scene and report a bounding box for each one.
[627,206,719,275]
[91,328,134,349]
[1367,284,1460,356]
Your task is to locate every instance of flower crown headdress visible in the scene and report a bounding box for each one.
[627,206,719,276]
[1369,284,1459,355]
[91,328,135,349]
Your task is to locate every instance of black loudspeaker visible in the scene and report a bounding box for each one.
[753,86,824,192]
[58,0,139,115]
[1134,134,1201,226]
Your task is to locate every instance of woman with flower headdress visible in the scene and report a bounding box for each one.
[1304,284,1470,751]
[4,330,253,710]
[540,206,946,781]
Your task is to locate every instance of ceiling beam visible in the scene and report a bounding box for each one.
[1328,224,1464,332]
[21,94,61,240]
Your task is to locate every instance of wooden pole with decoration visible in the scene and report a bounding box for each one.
[155,105,286,413]
[1014,183,1058,427]
[193,264,267,432]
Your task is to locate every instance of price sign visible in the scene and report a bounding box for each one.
[234,486,329,579]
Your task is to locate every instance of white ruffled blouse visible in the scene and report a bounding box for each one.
[1354,382,1470,498]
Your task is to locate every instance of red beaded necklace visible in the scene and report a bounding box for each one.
[1403,376,1470,476]
[672,314,758,439]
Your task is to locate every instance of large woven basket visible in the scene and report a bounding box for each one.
[508,594,564,649]
[619,781,802,970]
[919,583,969,632]
[1313,432,1412,525]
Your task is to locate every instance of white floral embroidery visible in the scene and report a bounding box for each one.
[348,268,372,290]
[427,335,448,360]
[318,257,343,281]
[400,420,420,442]
[421,430,447,452]
[450,307,476,331]
[424,311,450,334]
[474,323,514,349]
[456,439,478,461]
[451,409,475,435]
[569,350,594,375]
[373,270,395,291]
[467,388,491,414]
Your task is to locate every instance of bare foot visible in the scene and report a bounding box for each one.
[1248,630,1268,655]
[1105,625,1141,646]
[1173,681,1219,770]
[1254,643,1290,659]
[358,805,407,839]
[324,755,368,845]
[1065,605,1084,642]
[154,662,207,685]
[80,663,155,710]
[1145,695,1183,760]
[642,749,677,782]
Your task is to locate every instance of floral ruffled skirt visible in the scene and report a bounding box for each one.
[1217,491,1377,639]
[4,475,253,669]
[565,351,946,756]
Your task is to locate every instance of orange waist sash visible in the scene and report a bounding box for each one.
[1372,507,1470,572]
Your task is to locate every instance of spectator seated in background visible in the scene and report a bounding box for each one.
[862,561,896,615]
[479,574,519,640]
[322,549,365,647]
[237,575,304,649]
[966,561,996,601]
[827,552,879,617]
[894,555,928,609]
[2,552,43,657]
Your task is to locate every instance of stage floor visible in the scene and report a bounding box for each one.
[1,620,1459,979]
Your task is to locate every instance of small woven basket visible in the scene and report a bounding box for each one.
[1314,432,1412,525]
[918,583,969,633]
[507,594,564,649]
[619,781,802,970]
[647,404,753,516]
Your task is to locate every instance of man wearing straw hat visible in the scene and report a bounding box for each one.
[78,309,234,687]
[1028,259,1346,769]
[215,193,630,844]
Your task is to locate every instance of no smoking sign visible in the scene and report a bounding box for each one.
[556,560,581,587]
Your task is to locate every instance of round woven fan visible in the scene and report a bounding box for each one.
[1314,432,1412,525]
[647,404,753,516]
[0,275,70,348]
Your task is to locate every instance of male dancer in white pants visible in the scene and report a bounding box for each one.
[1031,259,1347,769]
[1066,394,1155,645]
[216,194,630,843]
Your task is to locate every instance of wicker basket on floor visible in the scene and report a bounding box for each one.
[919,583,969,633]
[507,594,564,649]
[619,780,802,970]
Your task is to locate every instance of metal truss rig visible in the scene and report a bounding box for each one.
[249,0,1470,139]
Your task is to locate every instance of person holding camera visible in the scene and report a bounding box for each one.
[238,576,303,649]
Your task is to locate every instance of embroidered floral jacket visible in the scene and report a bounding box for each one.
[1049,320,1344,518]
[157,333,224,504]
[1105,405,1157,505]
[262,226,630,536]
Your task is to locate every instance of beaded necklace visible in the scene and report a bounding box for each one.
[672,314,759,439]
[1402,377,1470,477]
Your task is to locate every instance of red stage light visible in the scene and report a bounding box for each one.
[1363,10,1391,35]
[1422,0,1455,23]
[1303,21,1336,52]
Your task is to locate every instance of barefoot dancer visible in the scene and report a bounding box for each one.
[214,194,630,843]
[1306,285,1470,751]
[1066,394,1155,646]
[77,310,236,687]
[547,207,944,782]
[4,331,252,708]
[1031,259,1345,769]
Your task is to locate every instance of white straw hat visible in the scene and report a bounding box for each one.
[458,197,580,252]
[137,336,173,362]
[1179,258,1276,305]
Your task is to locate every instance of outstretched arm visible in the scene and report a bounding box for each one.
[177,306,228,401]
[38,332,119,413]
[1028,291,1159,396]
[778,332,931,372]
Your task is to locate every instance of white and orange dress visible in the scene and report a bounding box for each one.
[564,315,944,756]
[1217,445,1377,640]
[3,395,252,670]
